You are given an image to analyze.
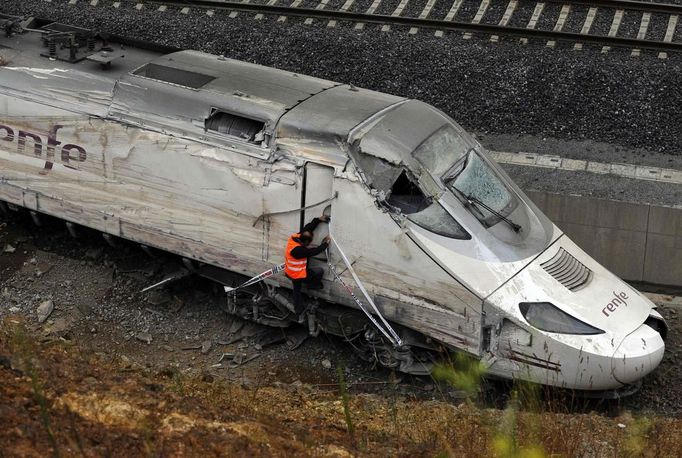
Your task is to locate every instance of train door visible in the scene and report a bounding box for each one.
[301,162,335,273]
[261,162,334,270]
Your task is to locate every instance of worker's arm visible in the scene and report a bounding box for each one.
[301,217,321,234]
[301,215,330,234]
[290,241,328,259]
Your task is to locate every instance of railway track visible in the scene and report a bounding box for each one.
[115,0,682,55]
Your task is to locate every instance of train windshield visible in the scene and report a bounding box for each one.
[444,150,518,228]
[353,100,515,233]
[413,125,518,228]
[351,151,471,240]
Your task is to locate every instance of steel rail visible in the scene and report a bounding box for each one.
[169,0,682,15]
[540,0,682,15]
[132,0,682,52]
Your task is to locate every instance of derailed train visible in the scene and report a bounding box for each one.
[0,17,667,394]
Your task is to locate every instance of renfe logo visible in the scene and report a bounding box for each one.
[602,291,629,317]
[0,124,87,170]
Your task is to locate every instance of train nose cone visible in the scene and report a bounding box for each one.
[611,323,665,385]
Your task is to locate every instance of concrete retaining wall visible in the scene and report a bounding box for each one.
[527,191,682,287]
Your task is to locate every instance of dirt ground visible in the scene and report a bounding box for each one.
[2,210,682,456]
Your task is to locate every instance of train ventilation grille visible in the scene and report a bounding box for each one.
[541,248,592,291]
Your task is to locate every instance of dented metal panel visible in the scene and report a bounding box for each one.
[276,85,404,162]
[0,30,153,116]
[355,100,448,167]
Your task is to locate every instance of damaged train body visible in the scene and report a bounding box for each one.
[0,18,666,393]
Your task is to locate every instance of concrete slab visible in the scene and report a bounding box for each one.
[610,163,637,178]
[586,161,610,174]
[537,193,649,232]
[561,158,586,171]
[536,155,561,168]
[661,169,682,183]
[509,152,537,165]
[636,166,662,181]
[560,222,646,281]
[644,233,682,286]
[647,205,682,236]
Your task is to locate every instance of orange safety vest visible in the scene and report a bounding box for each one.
[284,233,307,279]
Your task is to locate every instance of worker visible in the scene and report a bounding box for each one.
[285,214,331,316]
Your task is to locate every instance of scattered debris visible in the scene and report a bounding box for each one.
[217,353,234,363]
[230,353,261,368]
[46,317,72,336]
[321,359,332,369]
[144,307,164,316]
[160,345,174,353]
[76,302,92,316]
[141,267,190,293]
[84,247,104,261]
[146,289,172,306]
[36,299,54,324]
[254,329,286,349]
[135,332,153,344]
[3,244,16,254]
[285,328,309,350]
[218,335,243,346]
[240,323,263,338]
[201,340,212,355]
[228,319,244,335]
[181,344,202,351]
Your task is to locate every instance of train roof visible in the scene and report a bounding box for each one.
[0,20,406,166]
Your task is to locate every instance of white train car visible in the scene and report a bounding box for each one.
[0,17,666,393]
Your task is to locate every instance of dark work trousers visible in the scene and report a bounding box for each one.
[291,267,324,314]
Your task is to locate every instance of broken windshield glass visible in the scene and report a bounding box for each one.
[445,150,518,228]
[386,171,430,214]
[383,169,470,240]
[407,203,471,239]
[413,125,471,177]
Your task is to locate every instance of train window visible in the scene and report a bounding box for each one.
[413,125,470,177]
[387,171,430,214]
[407,203,471,240]
[133,63,216,89]
[205,110,265,144]
[445,150,518,228]
[388,171,470,240]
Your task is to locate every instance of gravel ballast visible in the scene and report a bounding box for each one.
[428,0,455,19]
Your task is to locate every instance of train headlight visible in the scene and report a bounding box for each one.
[519,302,604,335]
